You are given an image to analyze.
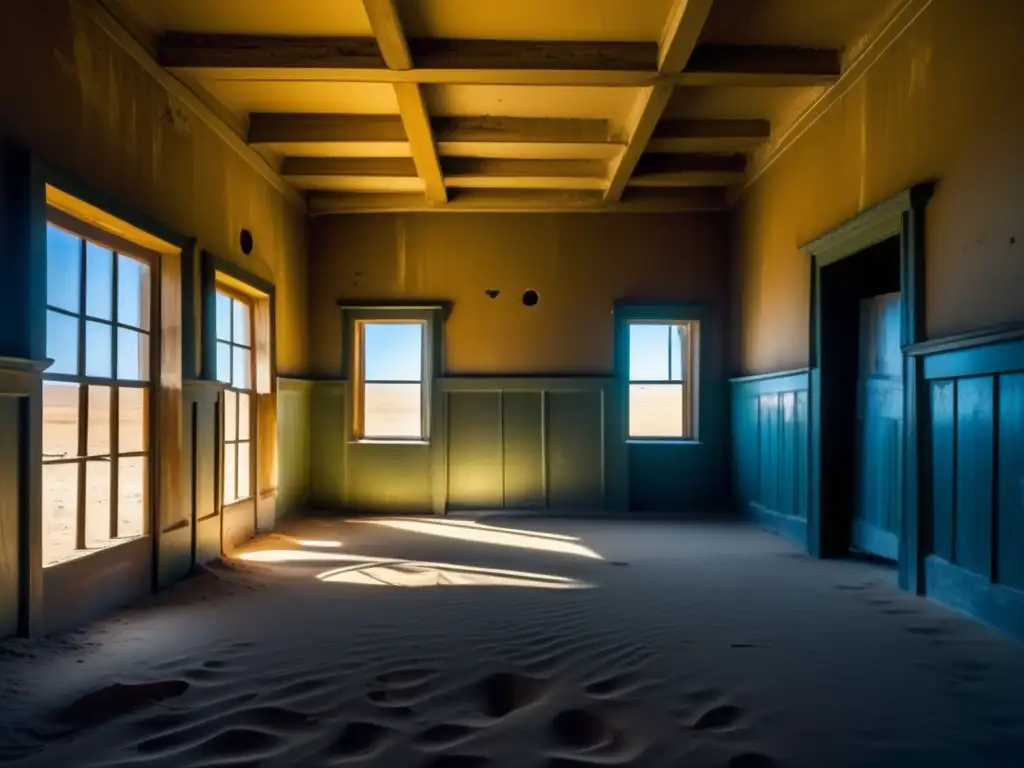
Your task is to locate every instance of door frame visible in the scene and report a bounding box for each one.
[801,182,934,593]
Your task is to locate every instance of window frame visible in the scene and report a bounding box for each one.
[353,318,430,442]
[41,212,158,566]
[626,319,699,441]
[615,302,707,445]
[215,286,257,505]
[340,304,446,445]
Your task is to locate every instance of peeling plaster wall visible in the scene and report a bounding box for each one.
[730,0,1024,373]
[0,0,308,372]
[308,212,728,376]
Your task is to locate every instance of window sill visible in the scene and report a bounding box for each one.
[43,534,148,569]
[351,438,431,446]
[626,439,702,446]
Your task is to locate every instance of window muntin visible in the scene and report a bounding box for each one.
[216,290,255,504]
[357,321,426,440]
[627,321,698,440]
[42,223,152,567]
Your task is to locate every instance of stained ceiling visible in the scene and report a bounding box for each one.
[114,0,899,214]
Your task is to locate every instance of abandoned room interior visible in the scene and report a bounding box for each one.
[1,0,1023,765]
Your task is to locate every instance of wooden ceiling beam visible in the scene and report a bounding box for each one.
[605,0,713,202]
[309,187,727,215]
[647,119,771,152]
[248,113,406,144]
[360,1,447,205]
[443,158,607,190]
[160,34,840,87]
[432,116,616,145]
[629,153,746,187]
[280,157,417,177]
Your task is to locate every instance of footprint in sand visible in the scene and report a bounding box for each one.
[584,672,646,699]
[476,672,550,719]
[551,708,615,750]
[415,723,480,751]
[692,704,744,732]
[728,752,778,767]
[330,721,395,759]
[58,680,190,727]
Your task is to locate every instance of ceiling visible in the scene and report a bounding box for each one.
[116,0,899,214]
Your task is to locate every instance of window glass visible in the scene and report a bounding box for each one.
[47,310,79,375]
[47,227,81,313]
[364,323,423,382]
[85,321,113,378]
[87,386,111,456]
[627,320,697,440]
[43,382,79,460]
[117,255,150,330]
[85,243,114,320]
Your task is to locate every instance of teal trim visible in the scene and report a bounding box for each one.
[925,556,1024,642]
[922,337,1024,381]
[731,370,810,548]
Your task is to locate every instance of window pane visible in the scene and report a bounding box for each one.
[223,443,237,504]
[43,462,79,566]
[669,324,687,381]
[43,382,79,461]
[85,242,114,320]
[118,457,147,538]
[87,386,112,456]
[47,310,79,375]
[233,299,251,346]
[216,342,232,383]
[237,442,251,499]
[233,346,251,390]
[84,459,112,549]
[364,382,421,439]
[46,225,81,313]
[216,293,232,342]
[363,323,422,382]
[629,383,684,438]
[237,392,251,440]
[85,320,113,378]
[117,255,150,331]
[224,390,238,442]
[116,328,150,381]
[629,324,670,381]
[119,387,147,454]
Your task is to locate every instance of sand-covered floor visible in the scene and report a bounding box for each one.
[2,516,1023,767]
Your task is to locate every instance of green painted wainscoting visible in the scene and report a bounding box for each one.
[277,378,312,519]
[910,325,1024,640]
[305,377,629,515]
[730,370,810,547]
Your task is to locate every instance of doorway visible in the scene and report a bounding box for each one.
[819,237,902,560]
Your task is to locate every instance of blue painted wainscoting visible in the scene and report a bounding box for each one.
[913,328,1024,640]
[730,370,810,547]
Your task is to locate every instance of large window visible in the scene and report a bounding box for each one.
[42,223,152,566]
[355,321,426,440]
[216,290,254,504]
[627,321,699,440]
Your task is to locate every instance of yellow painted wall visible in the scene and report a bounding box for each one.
[309,212,727,375]
[731,0,1024,374]
[0,0,308,372]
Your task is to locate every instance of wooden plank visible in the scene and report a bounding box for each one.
[759,393,779,511]
[446,392,503,510]
[308,187,727,214]
[546,391,604,510]
[248,113,407,145]
[161,35,840,87]
[605,84,675,201]
[955,376,995,578]
[659,0,715,73]
[997,374,1024,591]
[778,392,796,517]
[648,118,771,152]
[281,157,418,177]
[503,392,544,510]
[432,116,615,145]
[443,158,605,178]
[361,0,412,70]
[0,396,19,636]
[393,82,447,204]
[630,152,746,187]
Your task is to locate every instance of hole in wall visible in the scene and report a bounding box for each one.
[239,229,254,256]
[485,289,500,299]
[522,290,539,307]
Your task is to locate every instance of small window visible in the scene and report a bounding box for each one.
[356,321,426,440]
[627,321,699,440]
[216,290,255,504]
[42,222,153,567]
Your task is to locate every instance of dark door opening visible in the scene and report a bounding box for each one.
[818,236,902,560]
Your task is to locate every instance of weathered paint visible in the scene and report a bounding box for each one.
[732,0,1024,374]
[308,212,727,376]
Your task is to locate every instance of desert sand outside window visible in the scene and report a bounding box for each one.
[216,289,255,505]
[627,320,699,440]
[42,222,153,567]
[355,320,427,441]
